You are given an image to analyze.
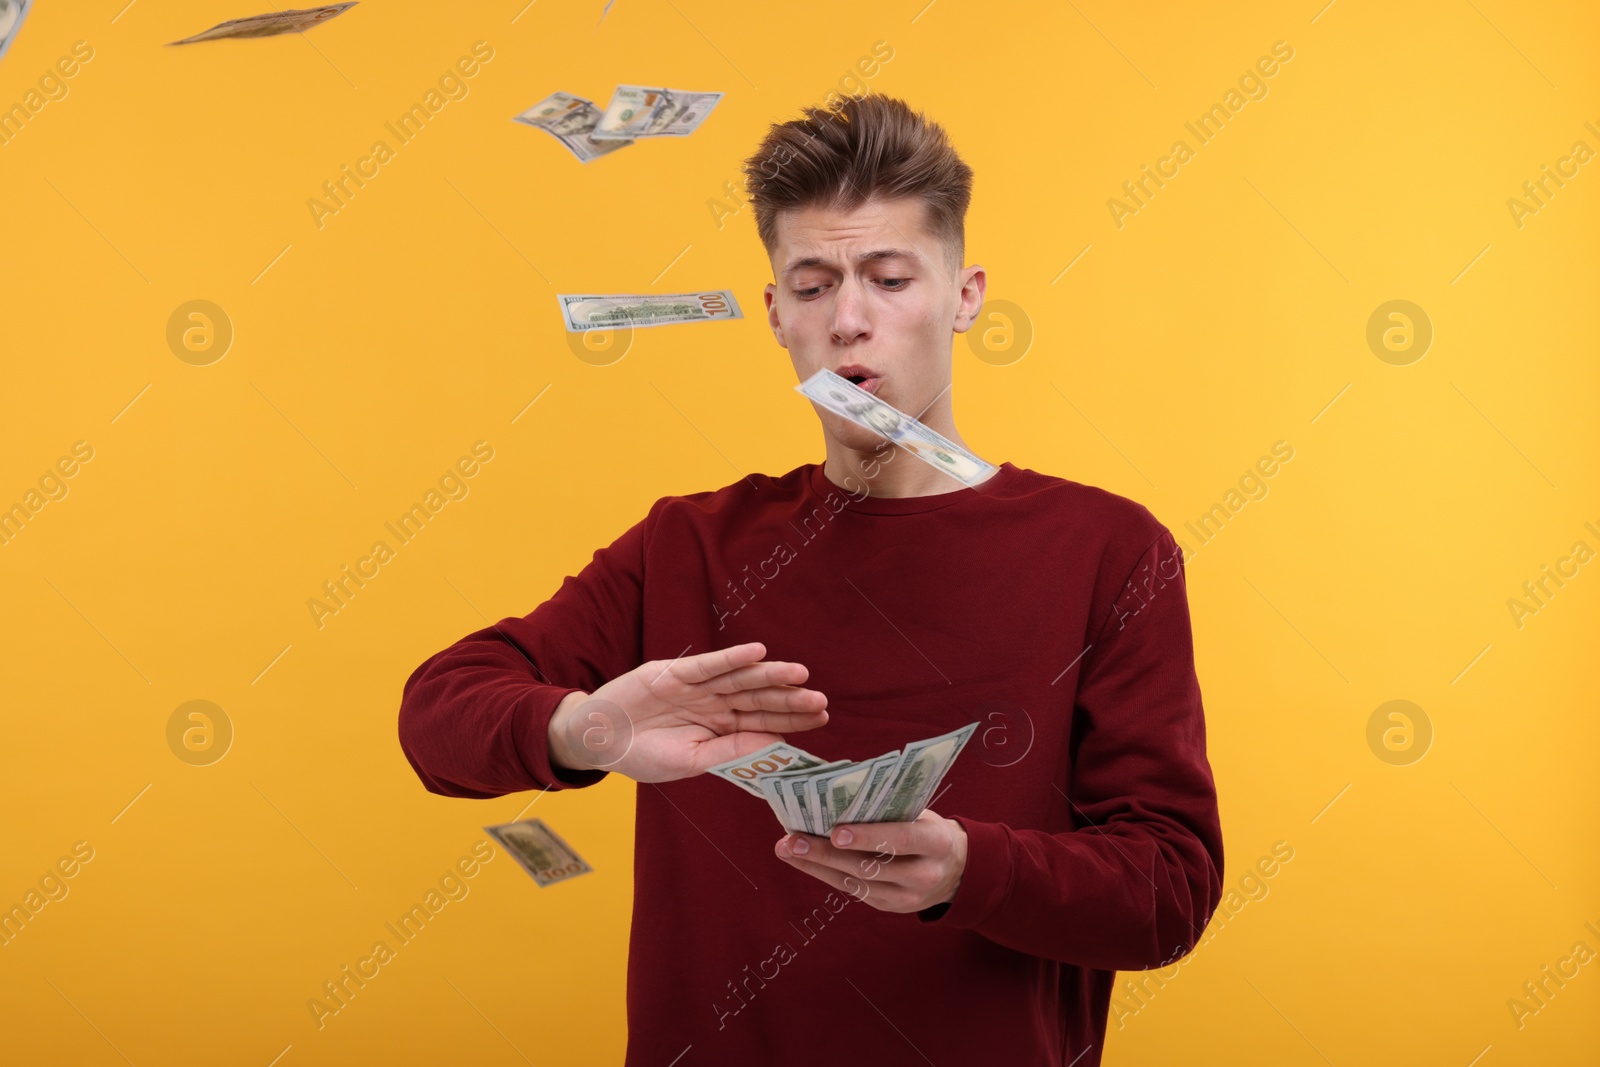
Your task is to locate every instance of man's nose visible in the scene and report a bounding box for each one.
[830,277,871,345]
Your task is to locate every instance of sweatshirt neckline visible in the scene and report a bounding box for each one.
[806,460,1015,516]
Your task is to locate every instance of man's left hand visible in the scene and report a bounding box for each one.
[774,809,967,913]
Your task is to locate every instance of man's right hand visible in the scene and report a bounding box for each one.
[546,642,828,784]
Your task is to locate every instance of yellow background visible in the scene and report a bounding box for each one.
[2,0,1596,1063]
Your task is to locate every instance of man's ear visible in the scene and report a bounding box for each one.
[953,264,986,332]
[764,282,788,348]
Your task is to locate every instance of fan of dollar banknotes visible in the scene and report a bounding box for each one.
[708,722,976,836]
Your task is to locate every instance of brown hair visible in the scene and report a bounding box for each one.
[741,93,974,273]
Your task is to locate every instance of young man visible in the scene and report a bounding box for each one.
[399,93,1223,1065]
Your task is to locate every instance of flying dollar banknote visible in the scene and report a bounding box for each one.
[0,0,33,63]
[513,91,635,163]
[484,818,593,888]
[167,3,357,45]
[795,368,998,487]
[558,290,742,332]
[591,85,723,140]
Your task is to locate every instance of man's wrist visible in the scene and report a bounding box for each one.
[942,818,969,905]
[546,690,592,771]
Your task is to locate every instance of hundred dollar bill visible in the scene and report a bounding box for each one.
[512,91,635,163]
[834,752,903,826]
[861,722,977,824]
[167,3,357,45]
[795,369,997,488]
[748,759,837,834]
[770,773,813,833]
[756,759,850,834]
[757,773,805,833]
[796,775,824,835]
[483,818,594,888]
[0,0,32,63]
[706,741,829,798]
[559,290,742,332]
[713,724,979,831]
[770,760,852,834]
[591,85,723,140]
[813,758,885,833]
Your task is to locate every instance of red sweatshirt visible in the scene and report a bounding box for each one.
[398,460,1223,1066]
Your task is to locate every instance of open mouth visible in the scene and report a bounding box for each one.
[835,365,883,395]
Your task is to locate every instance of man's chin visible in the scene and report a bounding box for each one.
[830,423,898,457]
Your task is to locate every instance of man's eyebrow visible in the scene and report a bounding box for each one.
[780,248,919,275]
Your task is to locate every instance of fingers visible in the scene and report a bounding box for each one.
[686,660,829,722]
[717,706,829,735]
[773,848,874,903]
[774,838,944,914]
[643,644,829,730]
[774,832,935,910]
[721,683,827,715]
[703,659,810,695]
[656,642,767,686]
[655,648,815,696]
[828,809,944,855]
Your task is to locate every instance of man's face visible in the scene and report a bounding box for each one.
[763,196,984,449]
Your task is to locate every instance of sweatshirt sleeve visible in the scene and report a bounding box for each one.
[919,526,1224,971]
[396,503,656,799]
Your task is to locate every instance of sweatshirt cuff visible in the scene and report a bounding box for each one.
[513,686,609,790]
[919,815,1014,928]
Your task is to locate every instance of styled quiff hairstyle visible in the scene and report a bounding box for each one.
[741,93,974,273]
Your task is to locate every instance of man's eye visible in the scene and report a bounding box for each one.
[880,278,909,289]
[795,286,824,298]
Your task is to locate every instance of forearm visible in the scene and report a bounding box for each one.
[925,815,1222,971]
[397,632,609,797]
[398,505,650,798]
